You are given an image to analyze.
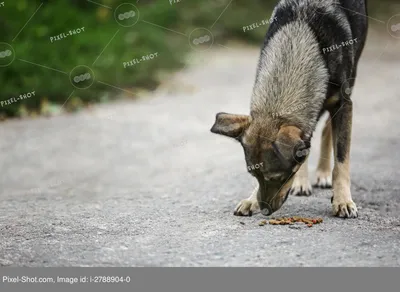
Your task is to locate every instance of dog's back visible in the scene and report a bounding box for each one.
[252,0,368,133]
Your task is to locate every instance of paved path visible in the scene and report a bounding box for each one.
[0,34,399,266]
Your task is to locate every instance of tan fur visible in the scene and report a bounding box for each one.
[331,107,357,218]
[274,125,306,163]
[315,118,333,187]
[232,123,306,215]
[276,126,303,144]
[290,156,312,196]
[258,175,295,216]
[210,113,251,139]
[242,120,277,150]
[234,186,260,216]
[323,95,340,108]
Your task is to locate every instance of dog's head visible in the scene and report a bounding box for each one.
[210,112,310,215]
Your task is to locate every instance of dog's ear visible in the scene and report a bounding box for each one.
[272,125,310,170]
[210,112,251,140]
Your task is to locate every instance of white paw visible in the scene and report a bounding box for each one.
[332,199,358,218]
[314,171,332,188]
[233,199,259,216]
[289,175,312,196]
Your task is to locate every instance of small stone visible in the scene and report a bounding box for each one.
[0,259,12,266]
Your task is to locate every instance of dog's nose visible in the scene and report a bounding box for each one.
[260,208,272,216]
[259,200,273,216]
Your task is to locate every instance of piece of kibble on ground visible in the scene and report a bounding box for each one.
[265,217,323,227]
[258,220,267,226]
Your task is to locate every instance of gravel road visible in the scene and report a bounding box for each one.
[0,33,399,266]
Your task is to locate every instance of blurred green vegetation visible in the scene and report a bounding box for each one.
[0,0,397,118]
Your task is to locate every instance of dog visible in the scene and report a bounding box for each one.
[210,0,368,218]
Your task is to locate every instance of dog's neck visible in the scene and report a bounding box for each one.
[250,20,329,137]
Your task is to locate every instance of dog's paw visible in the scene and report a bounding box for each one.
[289,176,312,196]
[332,199,358,218]
[314,171,332,188]
[234,199,259,216]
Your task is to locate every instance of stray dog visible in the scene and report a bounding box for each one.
[210,0,368,218]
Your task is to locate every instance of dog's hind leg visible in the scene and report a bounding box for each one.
[289,156,312,196]
[233,185,260,216]
[329,98,358,218]
[314,118,333,188]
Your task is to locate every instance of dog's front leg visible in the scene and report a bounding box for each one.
[289,156,312,196]
[330,99,358,218]
[315,118,333,188]
[233,185,260,216]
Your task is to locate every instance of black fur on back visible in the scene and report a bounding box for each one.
[257,0,368,101]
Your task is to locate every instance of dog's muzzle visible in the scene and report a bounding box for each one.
[257,177,294,216]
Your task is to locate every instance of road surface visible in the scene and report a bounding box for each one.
[0,33,399,266]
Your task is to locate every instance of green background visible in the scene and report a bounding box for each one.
[0,0,398,117]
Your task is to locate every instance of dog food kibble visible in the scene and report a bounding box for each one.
[258,220,267,226]
[258,217,323,227]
